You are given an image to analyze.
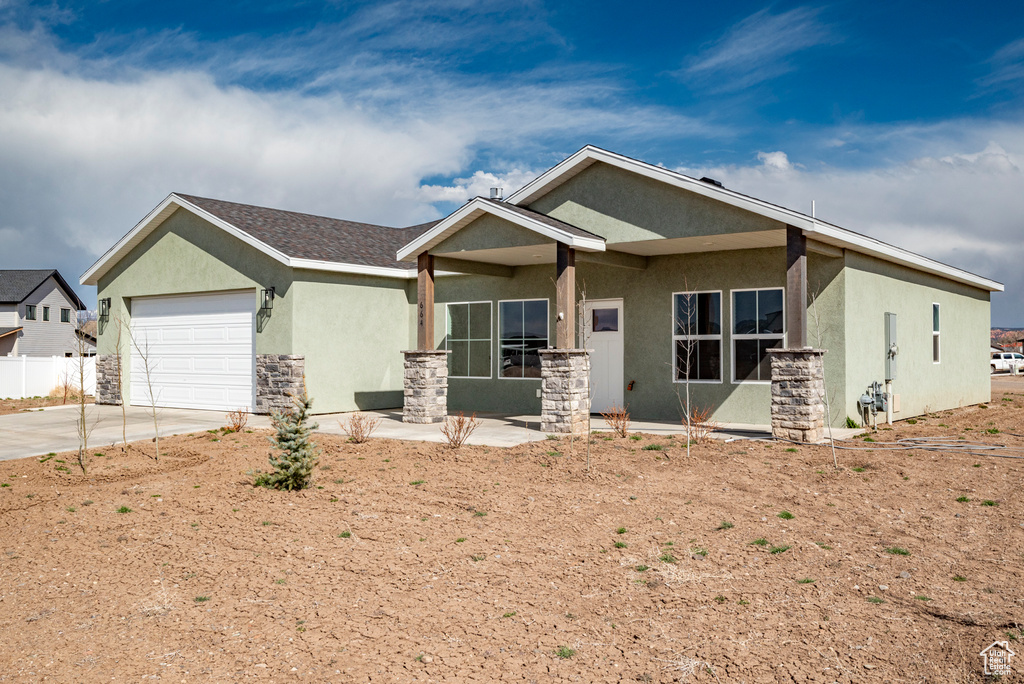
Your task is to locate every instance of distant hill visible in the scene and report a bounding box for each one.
[992,328,1024,347]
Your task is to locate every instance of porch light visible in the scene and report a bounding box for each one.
[261,287,275,310]
[99,298,111,320]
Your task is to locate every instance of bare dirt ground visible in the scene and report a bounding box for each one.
[0,395,93,416]
[1,395,1022,682]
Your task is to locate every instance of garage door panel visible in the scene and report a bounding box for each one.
[130,292,255,411]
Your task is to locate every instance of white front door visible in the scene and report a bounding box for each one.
[582,299,624,414]
[130,291,255,411]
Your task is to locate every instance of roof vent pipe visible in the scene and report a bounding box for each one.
[490,187,503,200]
[699,177,723,188]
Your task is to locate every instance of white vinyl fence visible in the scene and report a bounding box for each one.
[0,356,96,400]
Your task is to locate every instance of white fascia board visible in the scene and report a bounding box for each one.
[396,197,605,262]
[508,145,1002,292]
[808,221,1004,291]
[289,259,416,279]
[81,194,417,286]
[80,194,293,286]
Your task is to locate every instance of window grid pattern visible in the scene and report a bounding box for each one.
[446,302,492,379]
[672,291,722,383]
[732,288,785,383]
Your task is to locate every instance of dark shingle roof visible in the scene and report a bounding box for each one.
[176,194,438,270]
[0,270,86,308]
[0,326,23,339]
[479,197,604,241]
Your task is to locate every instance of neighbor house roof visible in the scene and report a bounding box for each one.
[506,145,1003,292]
[0,270,87,309]
[81,194,439,285]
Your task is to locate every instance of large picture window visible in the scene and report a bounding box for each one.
[673,291,722,382]
[446,302,492,378]
[499,299,548,379]
[732,288,784,382]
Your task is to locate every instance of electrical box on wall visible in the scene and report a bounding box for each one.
[885,312,898,381]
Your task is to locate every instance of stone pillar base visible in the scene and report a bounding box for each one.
[539,349,591,434]
[255,354,305,414]
[95,354,122,405]
[768,348,826,443]
[403,350,449,424]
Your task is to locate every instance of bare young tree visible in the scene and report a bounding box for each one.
[808,284,839,469]
[72,327,97,474]
[673,283,699,460]
[128,323,161,461]
[113,314,128,450]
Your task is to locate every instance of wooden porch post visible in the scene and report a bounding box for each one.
[417,252,434,350]
[786,225,807,348]
[556,242,575,348]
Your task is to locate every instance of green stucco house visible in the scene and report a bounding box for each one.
[81,145,1001,433]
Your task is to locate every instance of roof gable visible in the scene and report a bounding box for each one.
[505,145,1002,292]
[81,194,438,285]
[396,197,605,263]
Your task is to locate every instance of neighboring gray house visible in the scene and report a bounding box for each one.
[0,270,91,357]
[80,145,1001,433]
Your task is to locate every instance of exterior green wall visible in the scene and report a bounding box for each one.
[434,247,846,425]
[96,208,295,402]
[842,252,990,421]
[291,271,414,414]
[528,162,783,243]
[433,214,554,254]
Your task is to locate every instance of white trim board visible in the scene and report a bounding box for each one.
[396,197,605,263]
[505,145,1003,293]
[80,194,420,286]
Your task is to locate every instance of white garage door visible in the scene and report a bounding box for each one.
[130,291,255,411]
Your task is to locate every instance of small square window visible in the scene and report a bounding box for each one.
[24,304,36,320]
[43,306,50,321]
[592,308,618,332]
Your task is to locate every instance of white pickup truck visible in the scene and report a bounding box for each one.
[991,352,1024,373]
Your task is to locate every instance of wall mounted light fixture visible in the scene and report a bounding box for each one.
[260,287,275,310]
[99,298,111,319]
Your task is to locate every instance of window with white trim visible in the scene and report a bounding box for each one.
[732,288,785,382]
[43,306,50,322]
[673,291,722,382]
[445,302,492,378]
[24,304,36,320]
[499,299,548,379]
[932,303,940,363]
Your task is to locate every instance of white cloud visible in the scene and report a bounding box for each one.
[681,6,839,91]
[416,168,542,203]
[677,129,1024,324]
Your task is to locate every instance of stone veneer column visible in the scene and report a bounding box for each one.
[255,354,306,414]
[539,349,591,434]
[94,354,122,405]
[403,350,449,424]
[768,348,826,443]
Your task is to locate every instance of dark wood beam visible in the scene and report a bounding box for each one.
[417,252,435,350]
[556,242,575,348]
[575,249,647,270]
[432,256,513,278]
[786,225,807,348]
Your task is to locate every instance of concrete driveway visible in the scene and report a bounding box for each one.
[0,404,271,461]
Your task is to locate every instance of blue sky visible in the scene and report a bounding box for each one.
[2,0,1023,323]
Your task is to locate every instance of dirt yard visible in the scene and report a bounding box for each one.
[1,395,1022,683]
[0,395,93,416]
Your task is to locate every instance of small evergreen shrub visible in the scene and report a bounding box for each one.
[255,394,320,491]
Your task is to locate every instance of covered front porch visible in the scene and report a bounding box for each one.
[396,196,834,441]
